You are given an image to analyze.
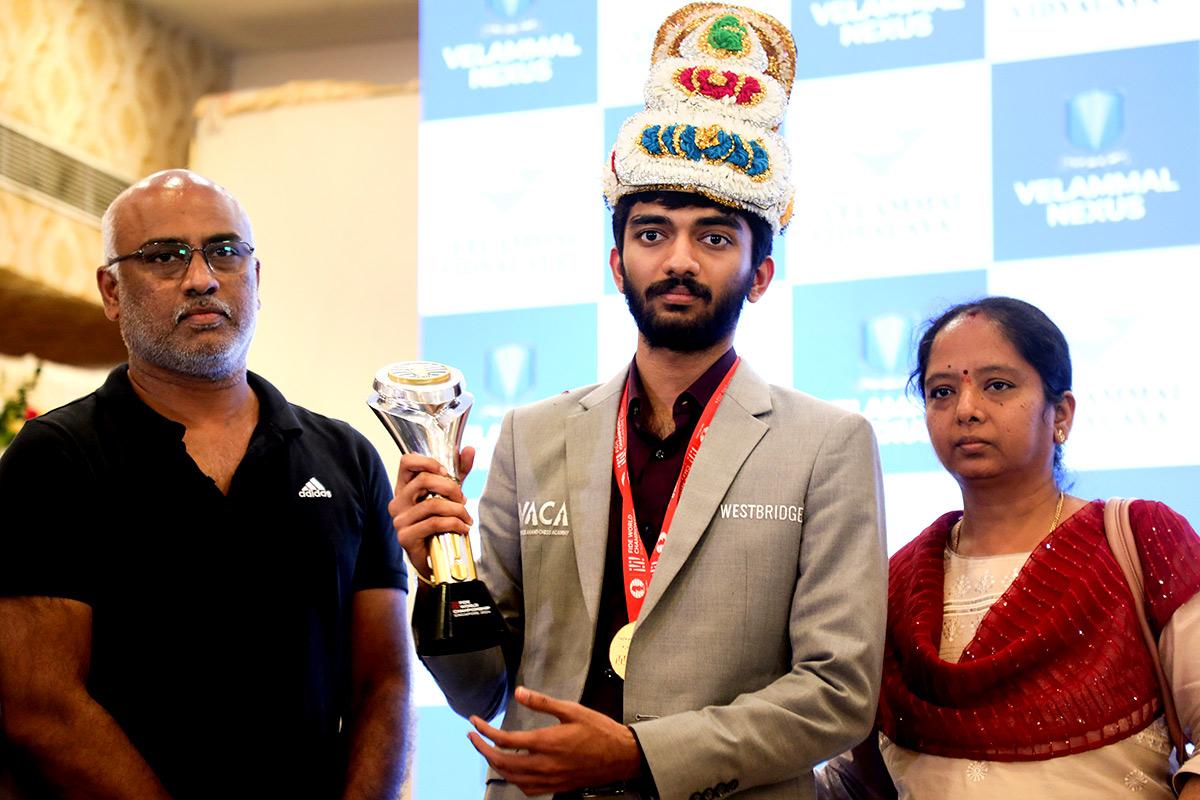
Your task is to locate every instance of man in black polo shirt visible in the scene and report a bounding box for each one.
[0,170,412,799]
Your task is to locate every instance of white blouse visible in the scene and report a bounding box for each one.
[880,547,1200,799]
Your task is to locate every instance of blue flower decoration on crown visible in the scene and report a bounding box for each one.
[640,123,770,179]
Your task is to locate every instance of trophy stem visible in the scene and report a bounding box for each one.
[428,531,478,583]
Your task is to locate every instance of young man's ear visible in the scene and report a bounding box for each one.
[609,247,625,294]
[746,256,775,303]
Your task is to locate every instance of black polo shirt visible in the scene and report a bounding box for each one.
[0,365,406,799]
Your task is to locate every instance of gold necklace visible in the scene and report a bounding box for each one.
[951,490,1065,553]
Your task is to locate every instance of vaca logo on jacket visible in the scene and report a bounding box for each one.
[519,498,570,535]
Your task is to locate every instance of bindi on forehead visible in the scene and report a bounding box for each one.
[960,369,972,383]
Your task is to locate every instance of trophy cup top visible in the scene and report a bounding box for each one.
[368,359,474,480]
[373,361,464,408]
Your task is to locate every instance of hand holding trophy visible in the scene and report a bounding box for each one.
[369,361,504,656]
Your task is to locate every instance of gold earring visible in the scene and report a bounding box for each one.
[1055,429,1066,444]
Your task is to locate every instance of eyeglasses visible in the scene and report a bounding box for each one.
[104,240,256,279]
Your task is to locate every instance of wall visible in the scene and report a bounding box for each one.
[0,0,230,299]
[231,37,418,91]
[201,36,421,463]
[0,0,230,412]
[189,84,420,474]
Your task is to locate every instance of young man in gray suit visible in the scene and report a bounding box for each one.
[392,5,887,799]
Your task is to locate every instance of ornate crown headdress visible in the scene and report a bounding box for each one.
[604,3,797,234]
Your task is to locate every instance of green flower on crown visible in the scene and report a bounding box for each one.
[706,14,748,54]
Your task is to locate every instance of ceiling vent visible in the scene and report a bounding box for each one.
[0,122,128,222]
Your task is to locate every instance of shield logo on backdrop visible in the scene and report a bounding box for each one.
[1066,89,1123,153]
[486,0,534,19]
[484,343,535,405]
[862,312,913,376]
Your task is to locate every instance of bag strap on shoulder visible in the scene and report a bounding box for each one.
[1103,497,1190,766]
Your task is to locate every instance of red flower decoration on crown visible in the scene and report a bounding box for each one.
[677,66,764,105]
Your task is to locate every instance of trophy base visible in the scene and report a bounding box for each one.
[414,579,506,657]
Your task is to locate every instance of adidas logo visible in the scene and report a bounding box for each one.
[298,477,332,498]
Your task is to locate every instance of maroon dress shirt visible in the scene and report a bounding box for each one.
[578,348,739,723]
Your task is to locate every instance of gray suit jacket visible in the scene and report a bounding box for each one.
[424,362,887,800]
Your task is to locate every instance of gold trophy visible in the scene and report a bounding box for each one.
[368,361,503,656]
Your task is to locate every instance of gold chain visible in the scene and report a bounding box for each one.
[951,490,1065,553]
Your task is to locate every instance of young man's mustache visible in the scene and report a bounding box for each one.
[645,276,712,301]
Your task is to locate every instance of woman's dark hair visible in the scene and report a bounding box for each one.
[611,190,774,270]
[908,296,1073,483]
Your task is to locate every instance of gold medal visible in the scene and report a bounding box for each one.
[608,622,636,679]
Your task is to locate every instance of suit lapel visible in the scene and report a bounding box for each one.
[565,369,626,627]
[635,362,771,624]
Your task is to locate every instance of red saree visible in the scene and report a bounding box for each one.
[879,500,1200,761]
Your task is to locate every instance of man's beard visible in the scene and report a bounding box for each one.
[621,263,753,352]
[119,296,255,380]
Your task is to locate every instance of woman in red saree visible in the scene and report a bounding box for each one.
[822,297,1200,799]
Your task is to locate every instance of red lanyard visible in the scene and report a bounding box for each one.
[611,357,740,623]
